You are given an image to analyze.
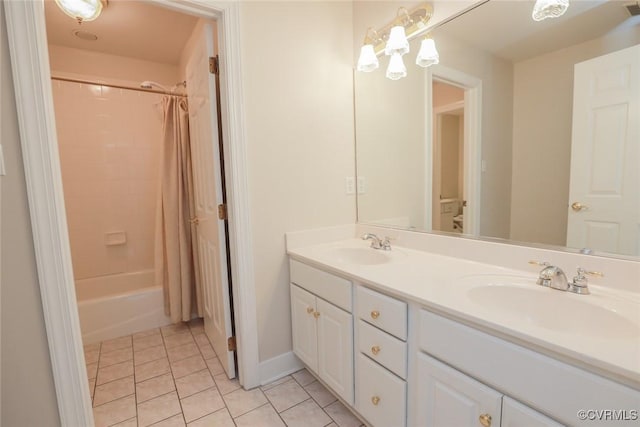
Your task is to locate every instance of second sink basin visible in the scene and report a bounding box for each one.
[457,275,639,339]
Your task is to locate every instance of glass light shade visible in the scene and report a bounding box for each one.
[386,53,407,81]
[384,25,410,56]
[416,38,440,68]
[55,0,104,22]
[357,44,379,72]
[532,0,569,21]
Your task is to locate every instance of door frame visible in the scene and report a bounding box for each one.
[426,66,482,236]
[4,1,259,425]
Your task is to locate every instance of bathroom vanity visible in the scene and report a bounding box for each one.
[286,227,640,427]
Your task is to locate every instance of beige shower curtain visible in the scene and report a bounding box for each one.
[155,95,203,323]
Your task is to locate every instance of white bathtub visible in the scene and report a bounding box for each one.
[76,270,171,344]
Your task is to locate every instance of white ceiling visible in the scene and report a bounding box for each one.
[439,0,639,62]
[44,0,198,65]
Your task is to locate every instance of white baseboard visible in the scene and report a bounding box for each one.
[258,351,304,386]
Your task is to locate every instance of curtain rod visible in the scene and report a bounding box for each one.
[51,76,187,97]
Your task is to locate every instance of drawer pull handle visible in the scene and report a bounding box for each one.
[306,307,314,314]
[371,396,380,406]
[313,311,320,319]
[479,414,492,427]
[371,310,380,319]
[371,345,381,355]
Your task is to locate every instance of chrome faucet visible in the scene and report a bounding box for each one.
[529,261,603,295]
[361,233,392,251]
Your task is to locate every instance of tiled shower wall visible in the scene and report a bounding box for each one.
[52,80,163,280]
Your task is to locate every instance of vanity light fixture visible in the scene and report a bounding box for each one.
[532,0,569,21]
[416,35,439,67]
[55,0,108,24]
[356,3,435,80]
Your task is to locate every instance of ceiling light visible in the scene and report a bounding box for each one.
[55,0,107,24]
[416,36,439,68]
[532,0,569,21]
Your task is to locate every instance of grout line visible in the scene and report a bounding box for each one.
[162,324,188,426]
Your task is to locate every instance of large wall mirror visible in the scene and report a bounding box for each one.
[354,0,640,259]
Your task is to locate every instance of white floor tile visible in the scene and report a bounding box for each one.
[292,369,316,387]
[223,387,268,418]
[187,408,234,427]
[93,376,134,406]
[137,391,182,427]
[136,372,176,403]
[93,394,136,427]
[175,369,215,399]
[180,388,226,423]
[280,399,332,427]
[234,403,286,427]
[264,379,310,412]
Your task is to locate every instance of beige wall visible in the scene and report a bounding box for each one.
[52,79,162,282]
[510,26,640,246]
[1,3,61,423]
[48,44,180,89]
[240,1,356,362]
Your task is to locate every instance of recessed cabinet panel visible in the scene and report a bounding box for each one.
[416,353,502,427]
[502,397,565,427]
[356,286,407,340]
[290,260,352,311]
[290,284,318,371]
[358,320,407,379]
[356,353,406,427]
[317,298,354,405]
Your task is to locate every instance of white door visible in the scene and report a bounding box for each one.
[186,23,235,378]
[567,45,640,256]
[502,397,563,427]
[316,298,354,405]
[290,284,318,372]
[416,353,502,427]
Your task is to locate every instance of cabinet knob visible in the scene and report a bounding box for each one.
[306,307,314,314]
[371,345,381,355]
[370,310,380,320]
[479,414,492,427]
[313,311,320,319]
[371,396,380,406]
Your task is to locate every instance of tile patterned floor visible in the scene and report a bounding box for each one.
[85,320,365,427]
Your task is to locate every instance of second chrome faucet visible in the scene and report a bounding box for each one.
[529,261,603,295]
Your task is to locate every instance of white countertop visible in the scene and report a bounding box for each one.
[287,238,640,389]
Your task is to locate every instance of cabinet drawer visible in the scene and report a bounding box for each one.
[356,286,407,340]
[358,320,407,379]
[356,353,406,427]
[290,260,352,311]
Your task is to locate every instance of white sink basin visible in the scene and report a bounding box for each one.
[329,247,392,265]
[458,275,639,339]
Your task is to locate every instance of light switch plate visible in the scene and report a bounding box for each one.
[345,177,355,195]
[357,176,366,194]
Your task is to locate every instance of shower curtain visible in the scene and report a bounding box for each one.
[154,95,203,323]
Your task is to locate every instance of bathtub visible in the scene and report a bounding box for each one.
[76,270,172,344]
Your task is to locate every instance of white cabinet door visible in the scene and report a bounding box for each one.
[291,284,318,372]
[317,298,354,405]
[416,353,502,427]
[502,397,564,427]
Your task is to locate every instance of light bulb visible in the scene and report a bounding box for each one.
[384,25,410,56]
[386,53,407,81]
[55,0,104,22]
[357,44,379,72]
[416,37,439,68]
[532,0,569,21]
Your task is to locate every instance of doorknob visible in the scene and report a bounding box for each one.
[189,217,200,225]
[571,202,589,212]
